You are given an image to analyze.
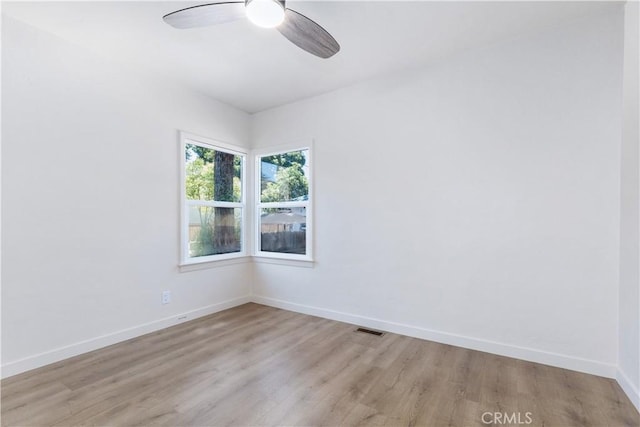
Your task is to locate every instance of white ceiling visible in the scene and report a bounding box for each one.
[2,1,620,113]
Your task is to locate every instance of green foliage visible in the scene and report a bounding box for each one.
[261,150,309,202]
[185,158,214,200]
[185,144,241,201]
[186,144,214,163]
[262,151,306,168]
[261,164,308,202]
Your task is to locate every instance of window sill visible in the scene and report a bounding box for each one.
[179,256,251,272]
[252,256,315,268]
[178,255,314,272]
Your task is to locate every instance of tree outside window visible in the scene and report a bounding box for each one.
[183,141,245,261]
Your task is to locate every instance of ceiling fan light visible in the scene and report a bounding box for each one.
[245,0,285,28]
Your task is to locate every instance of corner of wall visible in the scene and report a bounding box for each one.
[618,0,640,413]
[617,368,640,411]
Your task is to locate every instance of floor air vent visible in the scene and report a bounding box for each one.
[356,327,384,336]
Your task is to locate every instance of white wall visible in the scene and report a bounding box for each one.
[1,16,252,376]
[619,0,640,410]
[251,10,624,377]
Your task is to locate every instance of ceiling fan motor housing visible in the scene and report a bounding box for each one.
[244,0,286,8]
[245,0,287,28]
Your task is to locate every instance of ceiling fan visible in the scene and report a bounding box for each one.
[163,0,340,59]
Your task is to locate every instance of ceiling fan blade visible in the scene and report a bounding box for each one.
[277,9,340,59]
[163,2,246,29]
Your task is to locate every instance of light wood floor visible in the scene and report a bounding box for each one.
[1,303,638,426]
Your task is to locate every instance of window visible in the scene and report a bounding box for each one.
[256,146,312,260]
[181,133,246,264]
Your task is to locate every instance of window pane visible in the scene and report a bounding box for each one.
[260,208,306,255]
[188,206,242,257]
[185,144,242,202]
[260,149,309,203]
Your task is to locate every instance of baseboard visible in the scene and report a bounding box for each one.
[251,295,618,379]
[2,293,625,395]
[617,368,640,412]
[0,295,252,379]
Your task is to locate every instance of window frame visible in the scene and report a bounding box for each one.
[179,131,248,266]
[254,143,313,262]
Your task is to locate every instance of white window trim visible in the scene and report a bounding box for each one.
[253,142,314,262]
[179,131,248,266]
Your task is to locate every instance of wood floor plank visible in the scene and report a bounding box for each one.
[47,307,300,425]
[2,303,638,427]
[341,403,387,426]
[55,308,320,426]
[229,329,369,426]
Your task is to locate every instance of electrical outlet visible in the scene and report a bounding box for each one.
[161,290,171,305]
